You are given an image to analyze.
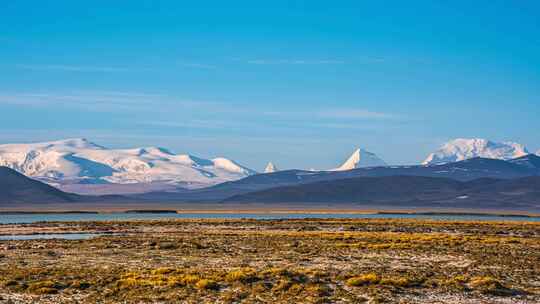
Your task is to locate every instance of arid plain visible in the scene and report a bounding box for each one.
[0,218,539,303]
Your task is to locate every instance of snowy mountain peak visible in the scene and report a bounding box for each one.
[264,162,278,173]
[131,147,175,157]
[53,138,104,149]
[333,148,387,171]
[423,138,529,165]
[212,157,256,175]
[0,138,104,153]
[0,139,255,190]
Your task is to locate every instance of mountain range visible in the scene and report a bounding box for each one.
[0,138,538,195]
[0,138,256,194]
[1,138,540,212]
[133,154,540,203]
[2,160,539,211]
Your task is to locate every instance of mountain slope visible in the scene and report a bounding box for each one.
[225,175,463,204]
[0,166,78,203]
[0,139,256,192]
[135,156,540,203]
[423,138,529,165]
[333,148,387,170]
[507,154,540,170]
[223,175,540,211]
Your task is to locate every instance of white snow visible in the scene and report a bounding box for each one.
[422,138,529,166]
[0,138,256,188]
[264,162,278,173]
[332,148,387,171]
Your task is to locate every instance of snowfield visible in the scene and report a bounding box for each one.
[0,138,256,189]
[423,138,529,166]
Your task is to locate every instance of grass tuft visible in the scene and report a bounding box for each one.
[196,279,219,290]
[346,273,380,286]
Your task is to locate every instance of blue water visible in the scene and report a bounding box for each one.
[0,212,538,224]
[0,233,101,240]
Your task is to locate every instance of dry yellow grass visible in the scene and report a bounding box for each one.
[0,218,538,303]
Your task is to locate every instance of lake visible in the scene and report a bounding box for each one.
[0,212,538,224]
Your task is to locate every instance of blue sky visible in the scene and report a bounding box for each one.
[1,1,539,170]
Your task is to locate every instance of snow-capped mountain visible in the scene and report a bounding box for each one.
[264,162,278,173]
[423,138,529,166]
[0,138,256,190]
[332,148,387,171]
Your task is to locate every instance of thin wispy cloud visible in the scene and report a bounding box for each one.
[304,122,395,130]
[72,90,164,98]
[245,59,345,65]
[14,62,218,72]
[356,56,387,64]
[0,92,216,113]
[0,128,332,152]
[1,91,398,123]
[177,62,217,69]
[14,64,133,73]
[142,119,240,130]
[241,56,431,66]
[317,109,394,119]
[241,57,396,65]
[262,108,395,120]
[142,108,398,134]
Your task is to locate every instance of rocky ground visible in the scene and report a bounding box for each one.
[0,218,539,303]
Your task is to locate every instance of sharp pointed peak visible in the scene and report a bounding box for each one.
[332,148,387,171]
[264,162,278,173]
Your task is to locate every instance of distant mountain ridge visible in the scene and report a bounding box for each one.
[2,155,540,212]
[1,138,538,197]
[0,138,256,192]
[134,154,540,203]
[423,138,529,165]
[223,175,540,211]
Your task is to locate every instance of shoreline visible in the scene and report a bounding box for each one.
[0,208,538,218]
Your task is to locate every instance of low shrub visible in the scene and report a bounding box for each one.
[225,268,257,283]
[469,276,514,295]
[346,273,380,286]
[27,281,63,294]
[196,279,218,290]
